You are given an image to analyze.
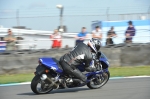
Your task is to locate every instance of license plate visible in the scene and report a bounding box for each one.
[36,65,46,75]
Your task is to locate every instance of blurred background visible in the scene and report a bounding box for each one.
[0,1,150,99]
[0,0,150,82]
[0,0,150,49]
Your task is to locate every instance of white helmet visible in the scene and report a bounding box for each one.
[87,38,101,53]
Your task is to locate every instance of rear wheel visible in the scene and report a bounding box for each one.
[31,75,53,94]
[87,71,110,89]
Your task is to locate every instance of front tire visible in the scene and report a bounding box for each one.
[87,71,110,89]
[31,75,53,94]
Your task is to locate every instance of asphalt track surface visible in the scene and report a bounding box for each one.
[0,77,150,99]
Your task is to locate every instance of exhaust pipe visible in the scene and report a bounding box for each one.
[40,74,59,89]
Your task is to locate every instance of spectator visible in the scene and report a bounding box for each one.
[106,26,117,45]
[125,21,136,43]
[50,29,62,48]
[4,29,16,50]
[75,27,88,45]
[91,26,102,40]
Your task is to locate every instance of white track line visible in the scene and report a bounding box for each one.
[110,75,150,79]
[0,76,150,87]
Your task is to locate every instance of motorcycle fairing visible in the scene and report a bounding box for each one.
[39,57,63,73]
[100,53,109,67]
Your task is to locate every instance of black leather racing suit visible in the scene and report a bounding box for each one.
[59,43,96,82]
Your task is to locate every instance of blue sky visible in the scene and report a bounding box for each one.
[0,0,150,32]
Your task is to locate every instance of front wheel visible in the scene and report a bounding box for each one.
[87,71,110,89]
[31,75,53,94]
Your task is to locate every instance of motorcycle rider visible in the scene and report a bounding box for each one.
[59,38,102,86]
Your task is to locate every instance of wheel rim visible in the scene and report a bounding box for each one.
[36,80,53,93]
[89,72,108,88]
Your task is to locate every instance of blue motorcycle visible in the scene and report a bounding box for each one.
[31,52,110,94]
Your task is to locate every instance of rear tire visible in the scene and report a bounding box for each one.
[31,75,53,94]
[87,71,110,89]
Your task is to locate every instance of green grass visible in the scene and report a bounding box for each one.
[0,73,34,84]
[109,66,150,77]
[0,66,150,84]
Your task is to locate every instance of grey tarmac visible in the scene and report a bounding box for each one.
[0,77,150,99]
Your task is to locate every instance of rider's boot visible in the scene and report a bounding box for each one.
[80,81,86,86]
[59,79,67,89]
[72,79,84,85]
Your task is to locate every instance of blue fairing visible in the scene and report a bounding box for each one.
[85,68,109,82]
[77,52,109,71]
[39,57,63,73]
[39,53,109,76]
[100,53,110,67]
[85,68,108,77]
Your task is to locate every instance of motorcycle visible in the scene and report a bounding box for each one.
[31,52,110,94]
